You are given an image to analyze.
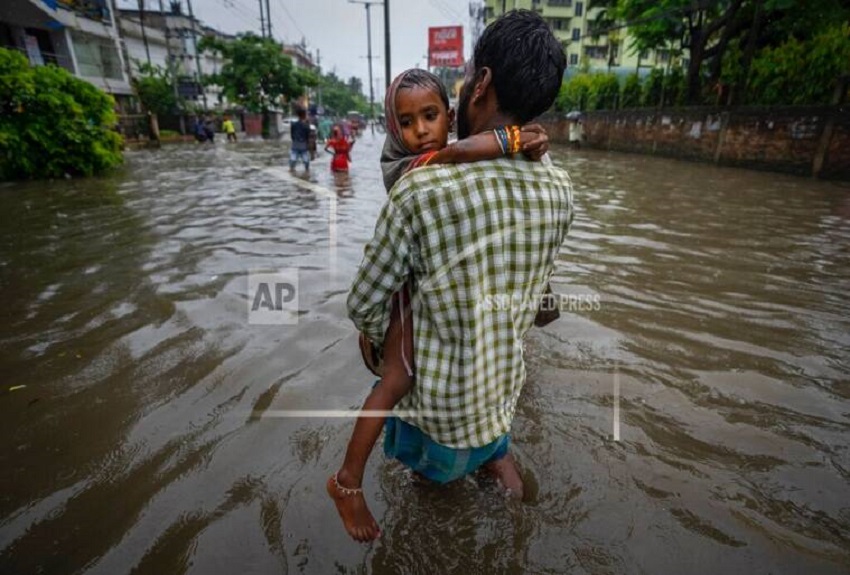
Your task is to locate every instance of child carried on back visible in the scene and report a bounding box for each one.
[328,68,558,542]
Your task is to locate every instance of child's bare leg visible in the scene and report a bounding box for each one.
[329,287,414,542]
[533,282,560,327]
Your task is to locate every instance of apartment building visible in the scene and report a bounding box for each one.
[118,6,234,109]
[282,41,317,72]
[0,0,237,111]
[0,0,133,104]
[482,0,681,74]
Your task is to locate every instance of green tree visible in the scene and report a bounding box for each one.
[615,0,850,105]
[0,48,122,180]
[747,24,850,105]
[589,0,620,70]
[615,0,746,103]
[131,62,177,115]
[724,0,849,104]
[318,72,369,115]
[346,76,364,97]
[198,33,316,113]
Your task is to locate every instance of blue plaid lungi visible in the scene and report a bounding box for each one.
[383,416,510,484]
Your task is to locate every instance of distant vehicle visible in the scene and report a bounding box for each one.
[346,111,366,131]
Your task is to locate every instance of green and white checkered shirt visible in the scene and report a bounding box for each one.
[348,157,574,448]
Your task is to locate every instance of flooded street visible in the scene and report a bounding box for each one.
[1,135,849,574]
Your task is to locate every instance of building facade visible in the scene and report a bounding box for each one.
[282,41,316,72]
[118,7,234,110]
[0,0,133,104]
[0,0,236,111]
[118,12,170,74]
[482,0,683,74]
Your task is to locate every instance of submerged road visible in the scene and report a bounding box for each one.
[1,134,849,573]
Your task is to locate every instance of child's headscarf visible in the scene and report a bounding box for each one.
[380,68,450,192]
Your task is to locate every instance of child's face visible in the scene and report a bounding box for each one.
[395,86,452,153]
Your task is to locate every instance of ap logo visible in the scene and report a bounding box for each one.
[248,269,299,325]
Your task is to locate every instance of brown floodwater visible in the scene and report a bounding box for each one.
[1,135,849,574]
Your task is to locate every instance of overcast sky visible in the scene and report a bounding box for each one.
[117,0,475,101]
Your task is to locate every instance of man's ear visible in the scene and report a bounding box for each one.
[472,67,493,104]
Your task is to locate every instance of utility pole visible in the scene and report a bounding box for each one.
[317,49,322,107]
[159,0,184,133]
[383,0,390,90]
[265,0,272,39]
[350,0,382,132]
[185,0,207,110]
[259,0,266,38]
[138,0,152,66]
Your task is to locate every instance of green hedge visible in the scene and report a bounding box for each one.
[0,48,123,180]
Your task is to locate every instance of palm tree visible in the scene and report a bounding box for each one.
[589,0,619,70]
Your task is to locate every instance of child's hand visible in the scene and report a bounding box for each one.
[519,123,549,161]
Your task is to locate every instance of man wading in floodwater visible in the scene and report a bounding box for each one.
[333,10,574,541]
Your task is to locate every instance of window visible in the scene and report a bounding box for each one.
[584,45,608,60]
[71,31,123,79]
[569,53,578,66]
[575,1,583,16]
[548,0,572,6]
[572,28,580,41]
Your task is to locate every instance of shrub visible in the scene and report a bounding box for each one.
[556,73,593,111]
[0,48,123,180]
[588,73,620,110]
[621,73,642,108]
[641,68,665,107]
[665,67,686,106]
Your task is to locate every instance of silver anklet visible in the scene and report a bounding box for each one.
[333,472,363,496]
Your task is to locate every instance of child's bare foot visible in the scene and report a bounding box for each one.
[483,452,524,499]
[327,472,380,542]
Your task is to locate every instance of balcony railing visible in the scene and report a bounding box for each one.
[56,0,111,23]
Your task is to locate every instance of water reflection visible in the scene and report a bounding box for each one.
[0,138,848,574]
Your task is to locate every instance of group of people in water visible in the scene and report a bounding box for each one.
[192,115,237,143]
[287,108,357,173]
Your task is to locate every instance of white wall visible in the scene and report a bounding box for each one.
[124,35,169,72]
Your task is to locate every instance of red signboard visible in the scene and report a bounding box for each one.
[428,26,464,68]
